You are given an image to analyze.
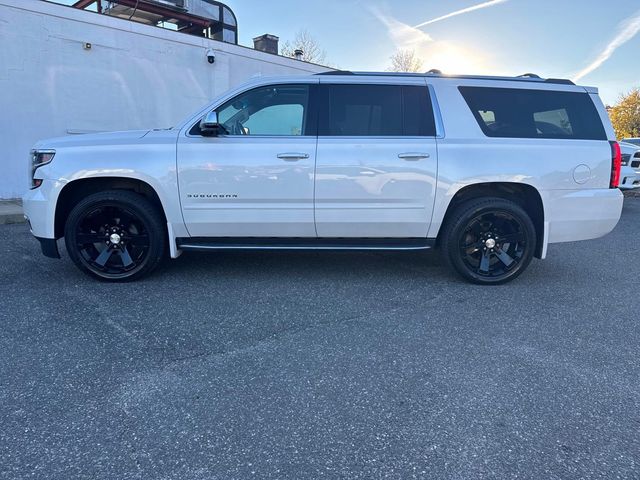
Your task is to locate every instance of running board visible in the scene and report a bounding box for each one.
[176,237,436,252]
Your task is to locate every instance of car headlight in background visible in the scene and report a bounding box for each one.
[30,149,55,189]
[621,153,630,166]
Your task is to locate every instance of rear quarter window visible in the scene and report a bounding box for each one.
[459,87,607,140]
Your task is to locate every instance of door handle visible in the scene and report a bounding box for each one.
[398,152,430,160]
[277,153,309,161]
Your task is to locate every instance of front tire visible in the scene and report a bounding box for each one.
[64,190,166,281]
[440,197,536,285]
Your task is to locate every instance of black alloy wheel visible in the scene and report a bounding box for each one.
[64,190,166,281]
[441,197,536,284]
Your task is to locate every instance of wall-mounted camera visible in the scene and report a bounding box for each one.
[206,48,215,64]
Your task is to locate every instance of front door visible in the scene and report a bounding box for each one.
[314,80,439,237]
[177,82,318,237]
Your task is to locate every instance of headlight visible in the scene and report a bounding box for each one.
[621,153,630,166]
[30,149,55,189]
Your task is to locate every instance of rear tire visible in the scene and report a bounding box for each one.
[64,190,166,281]
[440,197,536,285]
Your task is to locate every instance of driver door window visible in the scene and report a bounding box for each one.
[216,85,310,136]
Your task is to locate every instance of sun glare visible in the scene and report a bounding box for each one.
[420,42,491,75]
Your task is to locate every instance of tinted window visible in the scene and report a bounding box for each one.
[459,87,606,140]
[321,84,436,137]
[403,86,437,136]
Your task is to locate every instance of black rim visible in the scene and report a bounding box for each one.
[459,210,527,279]
[74,205,150,278]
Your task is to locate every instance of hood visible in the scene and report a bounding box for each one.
[620,142,640,154]
[33,129,153,150]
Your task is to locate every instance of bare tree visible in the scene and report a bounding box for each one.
[388,49,424,73]
[281,30,327,65]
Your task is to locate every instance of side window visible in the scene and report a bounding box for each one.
[326,84,402,136]
[320,84,436,137]
[192,84,311,136]
[403,86,437,136]
[459,86,607,140]
[243,104,305,136]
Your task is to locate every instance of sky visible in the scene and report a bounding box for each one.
[223,0,640,105]
[54,0,640,105]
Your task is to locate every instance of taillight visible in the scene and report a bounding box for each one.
[610,141,621,188]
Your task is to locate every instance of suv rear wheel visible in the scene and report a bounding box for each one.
[64,190,166,281]
[441,197,536,285]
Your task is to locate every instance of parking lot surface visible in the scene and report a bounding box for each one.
[1,196,640,480]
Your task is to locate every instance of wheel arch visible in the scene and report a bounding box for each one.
[54,177,168,239]
[437,182,545,258]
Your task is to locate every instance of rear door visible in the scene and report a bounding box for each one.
[314,78,439,237]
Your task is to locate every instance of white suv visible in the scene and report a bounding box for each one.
[619,142,640,190]
[23,72,624,284]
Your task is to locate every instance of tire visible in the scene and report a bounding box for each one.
[440,197,536,285]
[64,190,166,281]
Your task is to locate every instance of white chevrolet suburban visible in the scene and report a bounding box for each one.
[23,71,623,284]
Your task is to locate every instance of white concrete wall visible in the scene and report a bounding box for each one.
[0,0,329,199]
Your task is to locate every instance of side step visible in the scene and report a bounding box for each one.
[176,237,436,252]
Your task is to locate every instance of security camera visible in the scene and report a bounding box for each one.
[206,49,215,64]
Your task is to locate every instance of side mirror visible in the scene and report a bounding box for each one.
[200,111,221,136]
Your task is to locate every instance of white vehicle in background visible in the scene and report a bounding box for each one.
[619,142,640,190]
[23,71,624,285]
[622,137,640,147]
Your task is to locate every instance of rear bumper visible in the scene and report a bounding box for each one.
[542,188,623,244]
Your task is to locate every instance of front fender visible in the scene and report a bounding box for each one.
[27,130,187,239]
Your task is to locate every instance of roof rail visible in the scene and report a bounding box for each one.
[545,78,576,85]
[518,73,541,79]
[316,70,355,75]
[315,70,575,85]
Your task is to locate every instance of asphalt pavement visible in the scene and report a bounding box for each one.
[1,196,640,479]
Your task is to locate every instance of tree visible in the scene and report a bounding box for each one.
[281,30,327,65]
[388,49,423,73]
[609,88,640,139]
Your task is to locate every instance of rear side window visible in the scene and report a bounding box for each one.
[459,87,606,140]
[320,84,436,137]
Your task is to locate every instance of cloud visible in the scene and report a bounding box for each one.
[371,8,492,74]
[573,11,640,82]
[413,0,509,29]
[371,8,434,47]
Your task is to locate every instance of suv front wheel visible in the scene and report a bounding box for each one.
[64,190,166,281]
[441,197,536,285]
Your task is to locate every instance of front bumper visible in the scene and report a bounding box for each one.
[23,179,62,258]
[619,166,640,190]
[34,237,61,259]
[23,180,57,238]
